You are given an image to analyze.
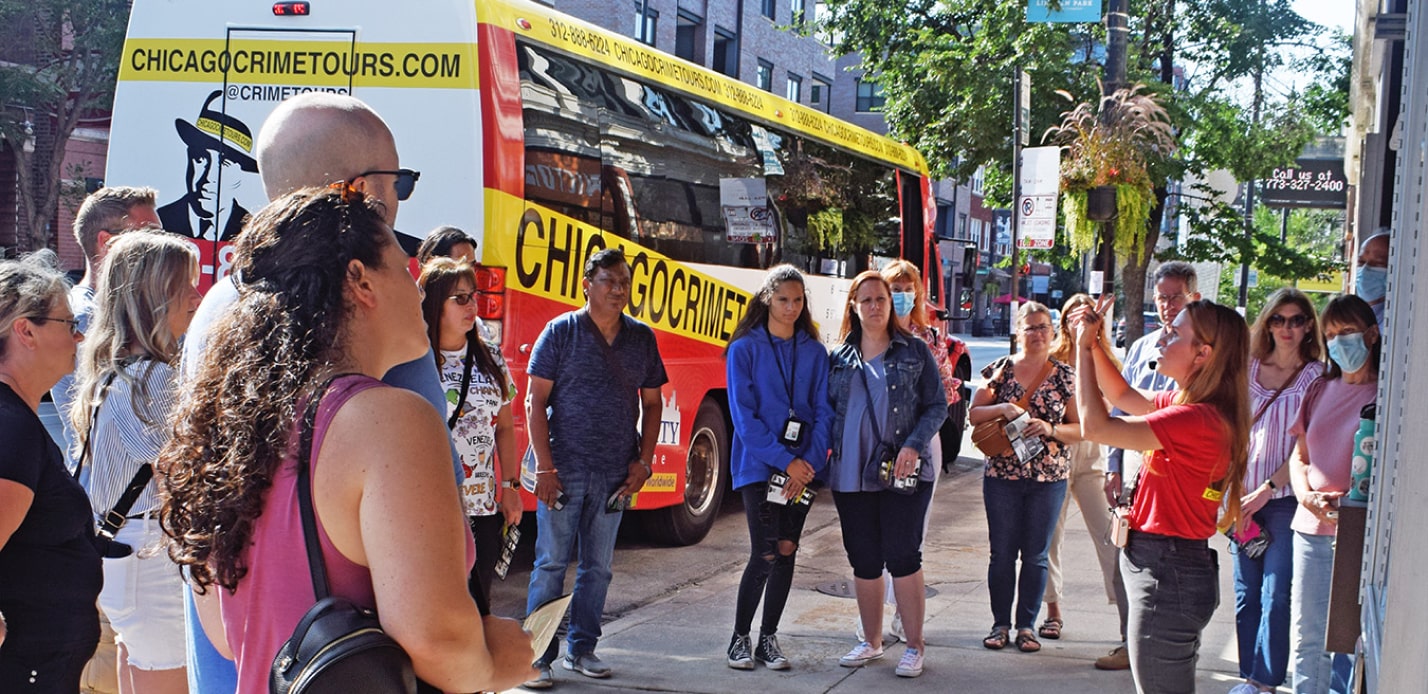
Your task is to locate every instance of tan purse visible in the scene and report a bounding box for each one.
[972,360,1055,458]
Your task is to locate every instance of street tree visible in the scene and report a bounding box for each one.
[818,0,1348,345]
[0,0,129,254]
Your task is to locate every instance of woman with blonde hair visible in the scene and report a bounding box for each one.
[1232,288,1323,694]
[159,188,534,693]
[1071,298,1251,694]
[969,301,1080,654]
[1040,293,1120,641]
[0,252,102,693]
[826,271,946,678]
[71,229,200,694]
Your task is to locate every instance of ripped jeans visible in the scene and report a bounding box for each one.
[733,483,812,636]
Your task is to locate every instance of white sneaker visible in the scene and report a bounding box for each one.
[890,613,906,642]
[895,647,924,678]
[1227,684,1259,694]
[853,616,902,645]
[839,641,885,668]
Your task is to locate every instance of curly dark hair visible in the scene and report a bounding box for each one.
[158,187,393,593]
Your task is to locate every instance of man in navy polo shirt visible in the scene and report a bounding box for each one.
[523,248,668,689]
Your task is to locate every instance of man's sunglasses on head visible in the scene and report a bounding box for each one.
[355,168,421,201]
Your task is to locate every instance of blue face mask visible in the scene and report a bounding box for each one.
[1355,266,1388,302]
[1327,332,1371,374]
[891,291,916,317]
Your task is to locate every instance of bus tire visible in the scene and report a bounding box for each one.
[645,400,728,546]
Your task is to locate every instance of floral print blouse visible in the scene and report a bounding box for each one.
[910,324,962,405]
[979,355,1075,482]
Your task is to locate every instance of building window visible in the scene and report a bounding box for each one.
[675,12,703,62]
[761,0,776,20]
[756,59,773,92]
[855,79,885,112]
[785,73,802,102]
[634,4,658,45]
[791,0,806,27]
[971,166,985,195]
[713,27,739,76]
[811,74,831,113]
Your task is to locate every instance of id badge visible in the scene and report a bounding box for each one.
[780,416,808,447]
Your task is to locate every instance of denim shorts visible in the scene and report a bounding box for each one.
[98,516,187,670]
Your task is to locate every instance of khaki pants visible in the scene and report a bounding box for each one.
[1045,441,1119,605]
[80,606,118,694]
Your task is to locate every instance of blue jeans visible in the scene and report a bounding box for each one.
[1122,531,1220,694]
[982,476,1067,630]
[1233,496,1296,687]
[527,468,628,664]
[1291,531,1354,694]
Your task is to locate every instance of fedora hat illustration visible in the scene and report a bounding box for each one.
[174,91,258,173]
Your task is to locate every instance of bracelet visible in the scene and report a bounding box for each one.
[535,469,558,476]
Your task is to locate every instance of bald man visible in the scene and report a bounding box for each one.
[179,93,452,694]
[1355,230,1389,325]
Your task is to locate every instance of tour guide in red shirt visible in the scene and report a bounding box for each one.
[1069,298,1251,694]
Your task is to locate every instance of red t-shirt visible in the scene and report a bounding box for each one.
[1129,391,1232,540]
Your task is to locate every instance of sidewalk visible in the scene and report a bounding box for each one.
[499,456,1246,693]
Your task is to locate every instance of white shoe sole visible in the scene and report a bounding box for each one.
[839,651,884,668]
[759,657,790,670]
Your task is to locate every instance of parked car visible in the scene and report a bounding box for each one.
[1115,311,1160,348]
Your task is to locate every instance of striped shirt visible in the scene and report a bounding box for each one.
[81,359,178,517]
[1245,358,1324,499]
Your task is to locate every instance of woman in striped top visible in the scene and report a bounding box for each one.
[71,230,200,694]
[1231,288,1324,694]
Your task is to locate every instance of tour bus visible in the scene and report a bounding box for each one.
[108,0,945,544]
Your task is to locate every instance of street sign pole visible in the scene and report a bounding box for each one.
[1009,67,1029,354]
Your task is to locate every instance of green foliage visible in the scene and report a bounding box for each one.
[1297,31,1353,133]
[1061,189,1094,255]
[0,0,129,252]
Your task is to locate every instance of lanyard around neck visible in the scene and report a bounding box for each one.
[764,328,797,417]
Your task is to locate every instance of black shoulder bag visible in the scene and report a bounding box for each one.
[270,375,430,694]
[857,356,922,495]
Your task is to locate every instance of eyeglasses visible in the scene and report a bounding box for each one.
[354,168,421,201]
[1022,324,1053,334]
[448,292,475,306]
[1154,293,1190,305]
[30,316,81,336]
[1268,313,1309,329]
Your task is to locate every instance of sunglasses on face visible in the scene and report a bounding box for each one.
[355,168,421,201]
[448,292,475,306]
[1268,313,1309,329]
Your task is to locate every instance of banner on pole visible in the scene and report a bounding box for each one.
[1027,0,1101,23]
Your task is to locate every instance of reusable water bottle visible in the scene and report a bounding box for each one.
[1349,403,1377,502]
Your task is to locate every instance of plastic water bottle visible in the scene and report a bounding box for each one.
[1349,403,1377,502]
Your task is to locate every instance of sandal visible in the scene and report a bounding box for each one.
[982,626,1010,650]
[1038,618,1063,640]
[1015,629,1042,653]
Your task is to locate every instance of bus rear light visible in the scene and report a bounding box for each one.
[272,2,310,15]
[476,293,505,320]
[473,266,506,292]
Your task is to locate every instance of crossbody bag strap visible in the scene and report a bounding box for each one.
[1251,361,1310,426]
[1014,360,1056,412]
[295,374,356,602]
[447,341,477,430]
[73,371,118,482]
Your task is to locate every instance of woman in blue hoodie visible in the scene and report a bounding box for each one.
[723,265,833,673]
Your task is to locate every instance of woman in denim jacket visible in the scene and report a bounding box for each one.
[826,271,946,679]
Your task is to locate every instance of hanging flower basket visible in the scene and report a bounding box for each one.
[1086,185,1118,221]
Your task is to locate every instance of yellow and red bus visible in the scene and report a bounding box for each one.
[109,0,945,544]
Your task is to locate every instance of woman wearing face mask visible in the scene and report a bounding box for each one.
[968,301,1080,654]
[1287,294,1378,694]
[1230,289,1324,694]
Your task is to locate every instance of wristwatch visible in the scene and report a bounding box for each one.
[1265,479,1277,491]
[501,479,520,490]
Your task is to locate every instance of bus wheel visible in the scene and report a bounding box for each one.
[645,400,727,546]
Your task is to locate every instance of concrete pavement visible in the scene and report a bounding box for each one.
[496,454,1248,693]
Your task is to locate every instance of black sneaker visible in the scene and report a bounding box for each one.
[755,633,790,670]
[727,633,754,670]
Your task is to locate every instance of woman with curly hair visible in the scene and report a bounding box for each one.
[158,187,534,694]
[71,229,199,694]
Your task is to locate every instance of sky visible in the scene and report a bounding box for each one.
[1293,0,1356,33]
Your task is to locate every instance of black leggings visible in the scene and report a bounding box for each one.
[734,483,812,636]
[468,514,505,616]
